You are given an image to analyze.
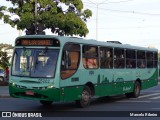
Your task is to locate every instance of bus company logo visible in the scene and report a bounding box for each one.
[123,86,131,91]
[2,112,11,117]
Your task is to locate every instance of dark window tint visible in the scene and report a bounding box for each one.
[114,48,125,68]
[126,50,136,68]
[137,51,146,68]
[146,52,153,68]
[100,47,113,68]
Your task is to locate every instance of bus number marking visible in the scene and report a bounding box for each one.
[89,71,94,75]
[71,77,79,82]
[38,79,50,83]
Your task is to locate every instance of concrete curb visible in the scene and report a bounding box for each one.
[0,95,10,98]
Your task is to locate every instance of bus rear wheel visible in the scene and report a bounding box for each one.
[132,81,141,98]
[40,100,53,106]
[125,81,141,98]
[76,86,91,108]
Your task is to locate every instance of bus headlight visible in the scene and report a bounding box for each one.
[47,85,54,89]
[10,80,15,86]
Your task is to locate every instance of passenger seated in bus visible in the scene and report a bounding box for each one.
[106,51,111,68]
[118,61,124,68]
[140,60,145,68]
[82,58,87,68]
[83,58,97,68]
[126,60,132,68]
[87,58,98,68]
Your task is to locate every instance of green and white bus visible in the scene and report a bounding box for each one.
[9,35,158,107]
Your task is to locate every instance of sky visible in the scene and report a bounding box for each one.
[0,0,160,49]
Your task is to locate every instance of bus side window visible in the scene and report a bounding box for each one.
[153,52,158,68]
[83,45,98,69]
[100,47,113,69]
[114,48,125,68]
[137,51,146,68]
[147,52,153,68]
[82,58,87,68]
[126,50,136,68]
[61,43,80,79]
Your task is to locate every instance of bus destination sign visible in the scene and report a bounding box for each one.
[22,40,52,46]
[16,39,60,47]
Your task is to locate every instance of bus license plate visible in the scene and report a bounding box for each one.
[25,91,34,96]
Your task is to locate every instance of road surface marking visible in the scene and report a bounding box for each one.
[152,108,160,110]
[149,96,160,100]
[116,100,150,103]
[138,93,160,98]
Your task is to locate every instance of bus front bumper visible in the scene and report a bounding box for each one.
[9,84,60,101]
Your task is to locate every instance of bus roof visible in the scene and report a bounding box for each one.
[16,35,158,52]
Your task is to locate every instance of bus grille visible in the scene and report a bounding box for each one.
[15,84,27,89]
[14,92,48,99]
[32,87,48,90]
[15,84,47,90]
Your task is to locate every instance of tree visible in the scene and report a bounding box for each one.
[0,44,12,69]
[0,6,5,19]
[0,0,92,36]
[0,43,12,50]
[0,51,10,69]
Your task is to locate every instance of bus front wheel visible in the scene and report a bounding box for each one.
[40,100,53,106]
[76,86,91,108]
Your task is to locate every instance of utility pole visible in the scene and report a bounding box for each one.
[88,0,108,40]
[96,4,99,40]
[35,0,37,34]
[18,30,22,36]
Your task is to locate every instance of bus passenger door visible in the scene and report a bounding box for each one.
[60,43,82,101]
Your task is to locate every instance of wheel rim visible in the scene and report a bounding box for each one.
[0,77,3,81]
[135,83,140,96]
[81,90,90,104]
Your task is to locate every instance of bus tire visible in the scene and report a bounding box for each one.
[125,81,141,98]
[0,77,4,82]
[76,86,91,108]
[132,81,141,98]
[40,100,53,106]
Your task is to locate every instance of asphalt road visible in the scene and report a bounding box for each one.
[1,85,160,120]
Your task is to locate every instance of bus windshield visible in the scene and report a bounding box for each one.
[12,48,59,78]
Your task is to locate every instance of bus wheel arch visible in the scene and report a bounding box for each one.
[136,79,142,90]
[85,82,95,96]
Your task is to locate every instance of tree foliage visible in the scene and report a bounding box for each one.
[0,43,12,49]
[0,6,6,19]
[0,51,10,69]
[0,0,92,36]
[0,44,12,69]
